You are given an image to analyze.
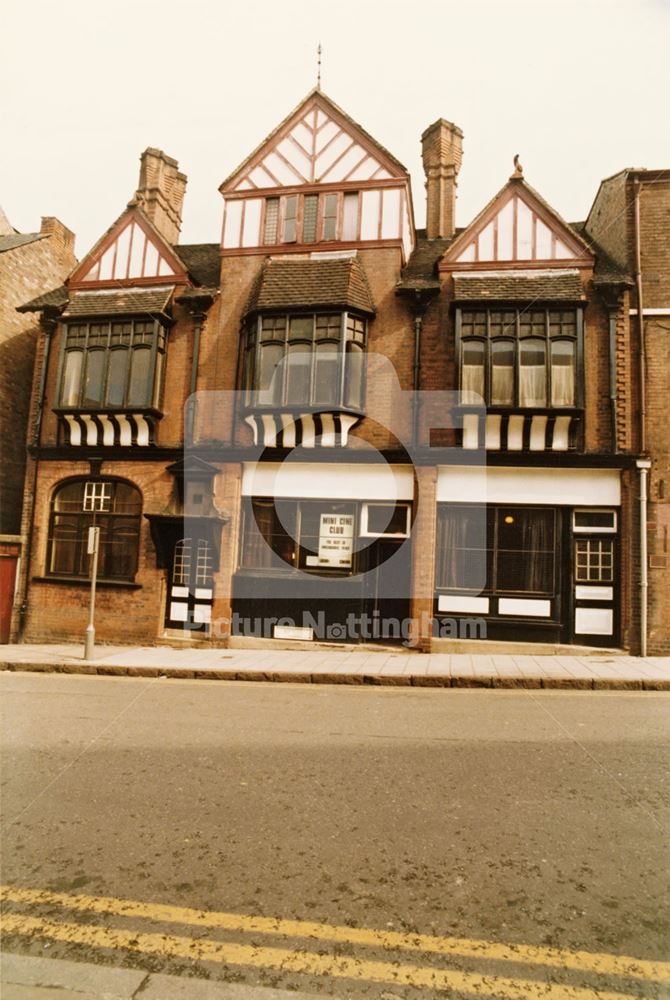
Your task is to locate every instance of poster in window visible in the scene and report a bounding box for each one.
[316,513,354,567]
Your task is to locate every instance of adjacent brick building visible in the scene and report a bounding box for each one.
[10,92,668,653]
[0,208,75,641]
[584,169,670,653]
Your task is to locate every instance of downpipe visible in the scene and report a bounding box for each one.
[637,458,651,657]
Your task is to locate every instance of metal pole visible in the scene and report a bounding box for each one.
[84,526,100,660]
[636,459,651,658]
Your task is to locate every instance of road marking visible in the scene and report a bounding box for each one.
[1,884,667,985]
[0,912,646,1000]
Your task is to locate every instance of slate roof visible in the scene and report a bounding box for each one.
[453,270,585,302]
[398,230,456,289]
[16,285,69,313]
[245,257,375,315]
[175,286,219,306]
[570,223,633,286]
[174,244,220,287]
[0,233,45,253]
[62,287,174,317]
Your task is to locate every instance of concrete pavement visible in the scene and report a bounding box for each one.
[1,641,670,689]
[0,952,322,999]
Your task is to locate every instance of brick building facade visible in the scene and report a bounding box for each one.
[0,209,75,641]
[584,169,670,653]
[9,91,668,653]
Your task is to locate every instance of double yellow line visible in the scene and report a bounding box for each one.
[1,884,668,998]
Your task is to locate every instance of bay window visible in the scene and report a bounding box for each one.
[458,307,580,408]
[243,311,367,410]
[59,319,166,410]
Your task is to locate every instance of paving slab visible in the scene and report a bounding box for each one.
[1,643,669,690]
[0,952,321,999]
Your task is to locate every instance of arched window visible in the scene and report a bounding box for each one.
[47,479,142,581]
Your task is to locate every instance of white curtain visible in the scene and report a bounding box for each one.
[462,363,484,402]
[519,365,546,407]
[551,363,575,406]
[491,366,514,405]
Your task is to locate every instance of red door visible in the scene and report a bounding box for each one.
[0,554,18,644]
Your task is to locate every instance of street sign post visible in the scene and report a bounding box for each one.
[84,526,100,660]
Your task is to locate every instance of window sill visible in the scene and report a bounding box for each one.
[242,404,365,417]
[454,404,583,414]
[52,407,163,418]
[32,576,142,590]
[234,567,356,580]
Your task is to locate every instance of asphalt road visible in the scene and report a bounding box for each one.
[1,672,669,998]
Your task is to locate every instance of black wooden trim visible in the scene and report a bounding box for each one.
[32,575,142,590]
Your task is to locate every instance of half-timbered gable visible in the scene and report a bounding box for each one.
[441,173,593,270]
[219,89,415,260]
[435,170,596,458]
[69,206,190,288]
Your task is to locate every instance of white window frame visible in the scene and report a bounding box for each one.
[572,509,617,534]
[360,502,411,539]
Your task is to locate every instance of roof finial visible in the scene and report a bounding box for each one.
[511,153,523,179]
[317,42,322,90]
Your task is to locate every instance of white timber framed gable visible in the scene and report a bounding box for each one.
[443,173,595,457]
[69,206,190,289]
[219,89,415,261]
[441,178,594,271]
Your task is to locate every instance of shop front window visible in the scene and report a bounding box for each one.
[436,504,556,597]
[241,499,357,574]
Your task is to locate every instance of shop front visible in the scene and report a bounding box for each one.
[232,462,414,644]
[434,466,621,647]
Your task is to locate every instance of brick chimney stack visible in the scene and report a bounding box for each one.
[134,148,187,245]
[421,118,463,239]
[40,217,76,266]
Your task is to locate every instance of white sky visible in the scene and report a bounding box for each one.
[2,0,668,257]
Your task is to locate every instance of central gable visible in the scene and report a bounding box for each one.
[222,89,408,194]
[442,178,593,270]
[219,89,414,260]
[70,207,189,288]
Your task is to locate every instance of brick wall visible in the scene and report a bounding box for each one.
[22,459,175,643]
[0,225,75,533]
[641,180,670,651]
